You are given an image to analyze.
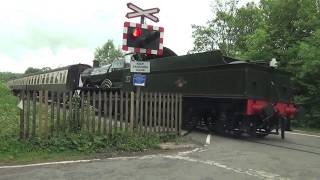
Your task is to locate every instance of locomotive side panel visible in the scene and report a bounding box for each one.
[244,66,292,103]
[245,68,272,100]
[149,50,227,72]
[140,67,246,98]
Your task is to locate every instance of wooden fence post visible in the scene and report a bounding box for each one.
[162,93,166,133]
[144,92,149,133]
[98,90,102,133]
[179,94,182,135]
[32,91,36,137]
[175,94,179,136]
[80,92,84,130]
[103,91,107,134]
[120,91,124,131]
[125,91,129,131]
[109,91,113,134]
[62,92,67,131]
[135,90,140,132]
[171,93,175,133]
[68,91,73,132]
[167,93,171,133]
[139,91,144,133]
[92,91,96,133]
[74,94,79,132]
[114,91,118,133]
[57,92,61,132]
[50,92,54,136]
[86,91,90,131]
[149,93,153,133]
[158,92,162,134]
[44,90,49,138]
[38,91,43,137]
[25,91,30,138]
[153,93,158,133]
[130,91,134,132]
[19,91,25,140]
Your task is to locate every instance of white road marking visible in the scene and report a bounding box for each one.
[0,149,204,169]
[287,132,320,138]
[176,147,204,156]
[0,147,286,179]
[163,155,285,179]
[205,134,211,145]
[0,159,101,169]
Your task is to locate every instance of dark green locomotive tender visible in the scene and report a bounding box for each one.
[118,50,297,137]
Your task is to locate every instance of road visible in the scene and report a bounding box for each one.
[1,131,320,180]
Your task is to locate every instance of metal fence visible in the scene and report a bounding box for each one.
[18,90,182,139]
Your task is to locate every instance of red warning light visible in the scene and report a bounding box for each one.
[132,27,142,37]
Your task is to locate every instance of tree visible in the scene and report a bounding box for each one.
[41,67,51,72]
[191,0,320,128]
[94,40,123,65]
[24,67,42,74]
[24,67,51,74]
[0,72,22,82]
[191,0,239,55]
[191,0,263,57]
[293,29,320,128]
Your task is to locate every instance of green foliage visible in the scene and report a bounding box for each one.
[0,132,165,163]
[0,72,22,82]
[191,1,263,56]
[293,29,320,128]
[24,67,51,74]
[0,82,19,136]
[241,28,273,60]
[24,67,42,74]
[191,0,320,128]
[94,40,123,65]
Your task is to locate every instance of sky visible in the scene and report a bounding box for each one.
[0,0,256,73]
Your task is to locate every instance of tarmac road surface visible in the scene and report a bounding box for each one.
[1,131,320,180]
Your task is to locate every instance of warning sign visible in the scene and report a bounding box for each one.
[130,61,150,73]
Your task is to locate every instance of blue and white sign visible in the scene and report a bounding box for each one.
[133,74,146,86]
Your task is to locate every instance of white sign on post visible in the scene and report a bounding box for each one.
[112,60,125,69]
[125,3,160,22]
[17,100,23,110]
[130,61,150,73]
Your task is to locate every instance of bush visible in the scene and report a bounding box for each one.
[0,131,168,155]
[0,82,19,136]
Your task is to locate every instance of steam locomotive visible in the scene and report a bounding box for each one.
[7,48,297,138]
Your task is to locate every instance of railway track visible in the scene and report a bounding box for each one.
[187,126,320,156]
[248,138,320,156]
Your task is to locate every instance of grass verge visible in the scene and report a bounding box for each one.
[292,127,320,134]
[0,132,176,165]
[0,150,89,165]
[0,81,19,136]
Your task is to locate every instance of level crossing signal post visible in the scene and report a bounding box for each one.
[123,3,164,128]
